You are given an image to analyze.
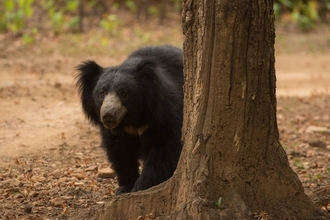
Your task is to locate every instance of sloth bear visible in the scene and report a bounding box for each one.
[76,45,183,195]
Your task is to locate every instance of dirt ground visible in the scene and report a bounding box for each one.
[0,37,330,219]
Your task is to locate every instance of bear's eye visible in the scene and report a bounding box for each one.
[118,90,128,98]
[99,90,106,99]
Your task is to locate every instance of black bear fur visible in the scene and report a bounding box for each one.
[76,45,183,195]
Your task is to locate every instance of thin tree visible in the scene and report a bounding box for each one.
[98,0,329,219]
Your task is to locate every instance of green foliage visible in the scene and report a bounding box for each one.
[42,0,80,34]
[291,0,319,30]
[1,0,329,38]
[125,0,136,12]
[216,197,222,209]
[97,0,140,36]
[0,0,81,36]
[0,0,34,33]
[22,27,38,45]
[99,14,120,36]
[274,0,330,30]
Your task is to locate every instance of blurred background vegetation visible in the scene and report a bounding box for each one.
[0,0,329,55]
[0,0,181,39]
[274,0,330,29]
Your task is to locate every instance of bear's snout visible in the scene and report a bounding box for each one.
[101,111,116,128]
[100,93,127,129]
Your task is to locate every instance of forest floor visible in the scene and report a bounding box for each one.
[0,21,330,219]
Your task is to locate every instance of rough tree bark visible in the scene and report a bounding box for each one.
[98,0,329,219]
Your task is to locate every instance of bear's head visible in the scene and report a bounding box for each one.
[76,58,160,134]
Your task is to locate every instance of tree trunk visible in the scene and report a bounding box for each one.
[98,0,329,219]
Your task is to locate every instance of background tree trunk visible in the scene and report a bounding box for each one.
[98,0,329,219]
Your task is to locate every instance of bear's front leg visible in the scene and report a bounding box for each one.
[101,130,141,195]
[131,155,176,192]
[130,129,182,192]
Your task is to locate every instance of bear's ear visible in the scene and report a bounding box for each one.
[76,60,103,94]
[136,59,158,77]
[75,60,103,124]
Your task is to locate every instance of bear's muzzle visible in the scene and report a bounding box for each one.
[100,93,127,129]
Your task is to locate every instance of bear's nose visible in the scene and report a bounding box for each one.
[101,112,119,129]
[102,112,115,123]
